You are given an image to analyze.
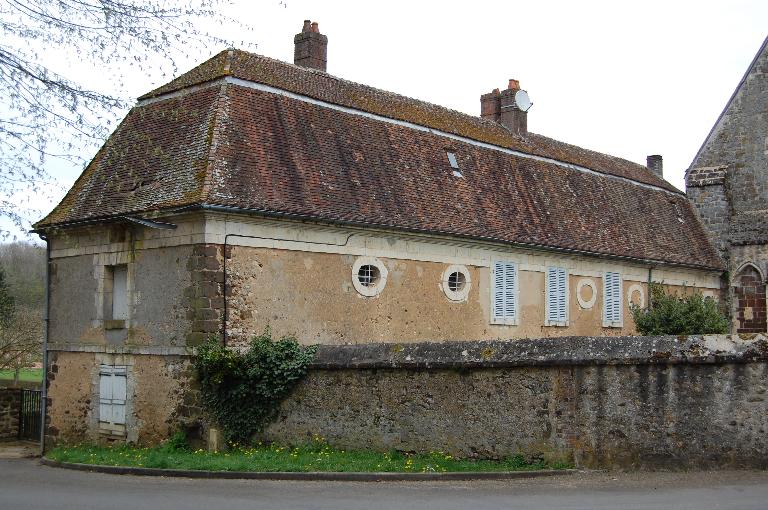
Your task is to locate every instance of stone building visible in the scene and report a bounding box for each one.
[686,35,768,334]
[34,22,723,445]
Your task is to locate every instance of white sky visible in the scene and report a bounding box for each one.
[6,0,768,239]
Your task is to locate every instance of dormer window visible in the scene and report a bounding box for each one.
[446,152,462,178]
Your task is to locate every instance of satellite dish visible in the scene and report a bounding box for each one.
[514,89,533,112]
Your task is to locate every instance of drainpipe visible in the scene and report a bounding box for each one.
[38,234,51,455]
[647,266,654,309]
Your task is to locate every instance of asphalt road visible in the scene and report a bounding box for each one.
[3,458,768,509]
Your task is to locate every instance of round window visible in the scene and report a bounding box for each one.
[351,257,388,297]
[357,264,380,287]
[442,265,471,301]
[448,271,466,292]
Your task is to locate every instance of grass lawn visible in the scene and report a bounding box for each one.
[47,440,572,473]
[0,368,43,383]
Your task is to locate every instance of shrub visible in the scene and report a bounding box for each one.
[161,429,190,453]
[631,283,729,335]
[194,329,316,443]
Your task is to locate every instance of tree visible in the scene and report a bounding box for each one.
[0,242,45,309]
[0,250,44,384]
[0,0,253,238]
[631,283,729,336]
[0,265,14,327]
[0,306,42,385]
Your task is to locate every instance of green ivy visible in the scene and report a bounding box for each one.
[194,329,317,443]
[631,283,729,335]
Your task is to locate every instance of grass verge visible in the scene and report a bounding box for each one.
[47,441,572,473]
[0,368,43,383]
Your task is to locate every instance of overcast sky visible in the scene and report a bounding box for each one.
[6,0,768,239]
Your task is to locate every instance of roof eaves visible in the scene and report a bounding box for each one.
[196,203,725,272]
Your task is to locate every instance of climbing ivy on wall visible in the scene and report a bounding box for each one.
[194,329,317,443]
[631,283,729,335]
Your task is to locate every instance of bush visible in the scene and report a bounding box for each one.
[631,283,729,335]
[161,430,190,453]
[194,329,316,443]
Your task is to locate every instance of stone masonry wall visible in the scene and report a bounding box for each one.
[686,167,730,255]
[0,388,21,440]
[44,351,201,447]
[690,38,768,215]
[184,244,226,346]
[263,335,768,469]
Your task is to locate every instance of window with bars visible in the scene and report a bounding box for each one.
[357,264,380,287]
[99,365,127,428]
[448,271,466,292]
[491,261,518,324]
[545,267,568,326]
[603,271,623,327]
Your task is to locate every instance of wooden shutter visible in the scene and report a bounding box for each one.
[99,368,113,424]
[493,261,517,323]
[546,267,568,325]
[603,272,622,326]
[99,365,127,425]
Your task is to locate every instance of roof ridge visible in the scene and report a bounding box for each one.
[198,82,230,204]
[226,49,661,179]
[138,48,675,192]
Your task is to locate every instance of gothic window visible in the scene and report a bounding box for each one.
[734,264,766,333]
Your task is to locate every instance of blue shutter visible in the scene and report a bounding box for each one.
[493,261,517,322]
[547,267,568,325]
[603,272,622,326]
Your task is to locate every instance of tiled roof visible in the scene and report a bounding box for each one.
[37,50,723,270]
[140,50,680,193]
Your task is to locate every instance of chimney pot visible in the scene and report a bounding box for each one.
[508,79,520,90]
[294,20,328,72]
[647,155,664,179]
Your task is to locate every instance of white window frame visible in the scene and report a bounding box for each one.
[545,266,569,327]
[99,365,127,430]
[351,256,388,297]
[442,264,472,302]
[490,260,519,325]
[603,271,623,328]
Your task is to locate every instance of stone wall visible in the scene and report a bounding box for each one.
[263,335,768,469]
[686,167,730,255]
[45,350,200,447]
[0,388,21,440]
[689,38,768,215]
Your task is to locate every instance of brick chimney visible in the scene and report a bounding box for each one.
[646,155,663,179]
[480,88,501,123]
[294,20,327,72]
[480,79,529,135]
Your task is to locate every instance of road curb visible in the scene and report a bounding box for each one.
[40,458,576,481]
